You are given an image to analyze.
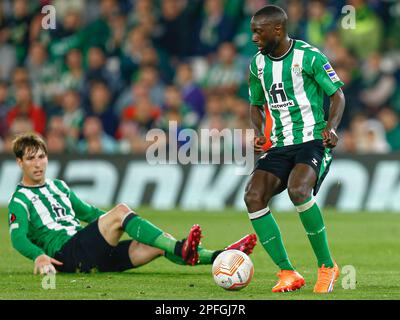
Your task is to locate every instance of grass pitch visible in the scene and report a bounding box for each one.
[0,207,399,300]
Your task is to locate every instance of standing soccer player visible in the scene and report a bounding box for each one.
[245,5,345,293]
[8,133,257,274]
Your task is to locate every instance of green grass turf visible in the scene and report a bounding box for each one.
[0,207,399,300]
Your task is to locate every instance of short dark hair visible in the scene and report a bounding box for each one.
[253,5,288,27]
[12,132,48,159]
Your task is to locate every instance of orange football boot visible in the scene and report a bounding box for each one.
[313,262,340,293]
[272,270,306,293]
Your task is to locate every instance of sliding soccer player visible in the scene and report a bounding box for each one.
[8,133,257,274]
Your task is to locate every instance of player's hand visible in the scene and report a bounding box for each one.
[254,136,267,153]
[34,254,63,275]
[322,128,338,149]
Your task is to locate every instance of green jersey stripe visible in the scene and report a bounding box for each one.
[39,186,80,230]
[292,48,316,142]
[249,63,257,77]
[18,188,53,226]
[283,55,304,144]
[58,180,70,193]
[256,54,275,143]
[272,60,294,146]
[19,188,77,236]
[37,187,79,235]
[13,197,30,220]
[47,179,77,220]
[13,192,34,221]
[47,182,80,229]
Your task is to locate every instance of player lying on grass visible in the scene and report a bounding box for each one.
[8,133,257,275]
[245,5,345,293]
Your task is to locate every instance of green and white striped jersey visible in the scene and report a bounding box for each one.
[8,179,105,261]
[249,39,344,147]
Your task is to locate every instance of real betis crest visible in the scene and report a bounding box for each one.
[291,64,302,75]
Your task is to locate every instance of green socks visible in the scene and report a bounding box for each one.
[295,197,334,268]
[164,246,222,265]
[197,247,221,264]
[248,198,334,270]
[249,207,295,271]
[122,213,223,265]
[122,213,179,256]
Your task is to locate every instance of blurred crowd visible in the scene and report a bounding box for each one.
[0,0,400,155]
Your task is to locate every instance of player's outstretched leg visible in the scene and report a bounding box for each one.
[99,204,201,265]
[295,197,340,293]
[245,171,305,293]
[288,164,339,293]
[164,234,258,266]
[247,208,307,293]
[248,207,305,293]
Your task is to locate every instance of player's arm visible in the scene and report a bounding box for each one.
[251,105,267,153]
[323,88,345,148]
[248,62,267,153]
[9,201,44,260]
[250,105,265,136]
[69,189,106,223]
[311,52,346,148]
[8,200,63,274]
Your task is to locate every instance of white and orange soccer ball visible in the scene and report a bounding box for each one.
[212,249,254,290]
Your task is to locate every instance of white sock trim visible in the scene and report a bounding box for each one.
[295,198,316,213]
[306,226,326,236]
[262,236,276,245]
[121,211,135,228]
[248,206,270,220]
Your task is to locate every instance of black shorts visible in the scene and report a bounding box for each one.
[54,220,134,273]
[254,139,332,195]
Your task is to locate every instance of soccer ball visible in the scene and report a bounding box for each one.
[212,250,254,290]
